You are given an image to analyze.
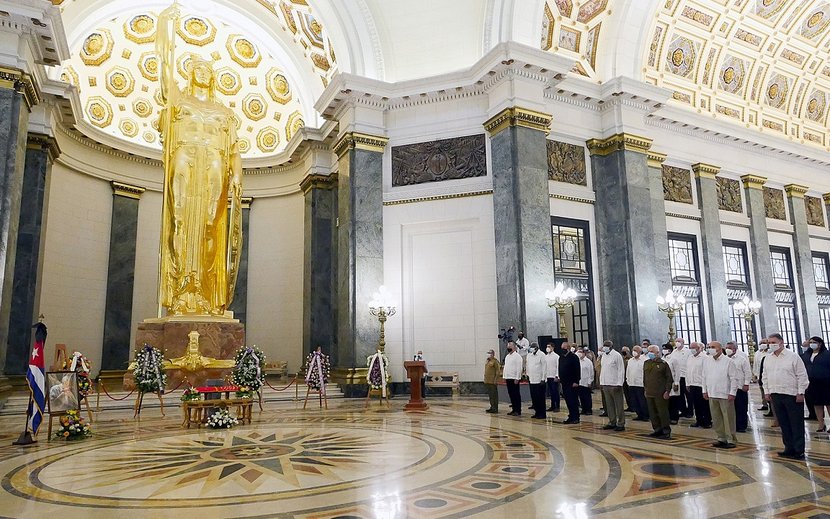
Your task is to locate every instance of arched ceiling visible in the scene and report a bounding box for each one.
[540,0,613,79]
[54,0,338,159]
[643,0,830,151]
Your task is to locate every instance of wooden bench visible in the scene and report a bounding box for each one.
[181,398,253,428]
[426,371,460,396]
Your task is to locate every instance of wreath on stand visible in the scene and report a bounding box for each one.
[232,345,266,392]
[133,344,166,394]
[366,350,389,397]
[67,351,92,398]
[305,351,331,391]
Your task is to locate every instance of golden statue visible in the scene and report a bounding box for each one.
[156,2,243,317]
[164,330,234,371]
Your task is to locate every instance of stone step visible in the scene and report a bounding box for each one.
[0,383,342,415]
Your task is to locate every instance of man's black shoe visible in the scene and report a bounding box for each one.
[723,443,736,449]
[599,411,608,417]
[485,409,497,414]
[737,429,747,433]
[712,441,729,448]
[647,431,661,437]
[531,415,546,420]
[657,433,672,440]
[507,411,520,416]
[758,405,768,411]
[614,426,626,432]
[602,424,616,430]
[563,419,579,424]
[690,423,701,428]
[581,411,593,415]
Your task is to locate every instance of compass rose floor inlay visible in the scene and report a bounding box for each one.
[0,393,829,518]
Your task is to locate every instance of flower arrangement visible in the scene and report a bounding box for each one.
[235,386,253,399]
[305,351,331,391]
[133,344,166,394]
[366,350,389,391]
[232,345,266,392]
[68,351,92,398]
[77,375,92,397]
[180,386,201,402]
[55,410,90,440]
[206,408,238,429]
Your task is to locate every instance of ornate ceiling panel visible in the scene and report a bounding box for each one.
[644,0,830,151]
[541,0,612,78]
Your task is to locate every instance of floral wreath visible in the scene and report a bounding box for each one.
[67,351,92,397]
[366,350,389,397]
[55,409,90,440]
[133,344,166,394]
[305,350,331,392]
[207,408,238,429]
[232,345,266,392]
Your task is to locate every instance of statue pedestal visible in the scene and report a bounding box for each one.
[123,318,245,390]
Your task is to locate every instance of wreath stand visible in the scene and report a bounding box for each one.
[133,390,165,418]
[80,392,94,423]
[364,385,390,408]
[303,384,328,409]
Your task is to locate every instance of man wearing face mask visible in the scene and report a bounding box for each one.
[702,341,739,448]
[621,347,633,412]
[754,339,771,413]
[600,340,626,431]
[502,342,524,416]
[686,342,712,428]
[559,342,582,424]
[763,333,809,460]
[526,343,548,419]
[545,343,560,412]
[643,345,673,439]
[626,345,649,421]
[483,349,501,414]
[725,341,752,433]
[801,339,821,422]
[578,347,596,416]
[663,343,682,424]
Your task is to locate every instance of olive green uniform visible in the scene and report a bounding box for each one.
[644,358,674,436]
[484,357,501,412]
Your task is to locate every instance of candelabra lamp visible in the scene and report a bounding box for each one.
[656,289,686,343]
[368,286,397,353]
[545,282,577,339]
[733,296,761,363]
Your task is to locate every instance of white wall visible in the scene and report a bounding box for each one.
[130,190,162,346]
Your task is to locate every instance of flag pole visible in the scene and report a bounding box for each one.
[12,316,45,446]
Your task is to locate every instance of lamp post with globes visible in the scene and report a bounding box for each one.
[545,282,577,339]
[656,289,686,343]
[733,296,761,363]
[368,286,397,353]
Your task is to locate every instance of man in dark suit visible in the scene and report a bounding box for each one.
[559,342,581,424]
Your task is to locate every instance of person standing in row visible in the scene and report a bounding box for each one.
[643,345,673,439]
[526,343,547,420]
[754,339,770,412]
[545,343,560,412]
[763,333,809,460]
[625,345,649,421]
[702,341,739,449]
[726,341,752,433]
[600,340,626,431]
[559,342,582,424]
[686,342,712,429]
[483,349,500,414]
[503,342,523,416]
[664,343,682,424]
[803,336,830,433]
[578,348,595,416]
[674,338,693,418]
[621,346,633,412]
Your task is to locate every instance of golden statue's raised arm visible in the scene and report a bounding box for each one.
[156,2,181,107]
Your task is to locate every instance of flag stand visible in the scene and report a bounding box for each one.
[12,402,35,445]
[12,317,47,446]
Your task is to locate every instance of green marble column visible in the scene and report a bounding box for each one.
[741,175,777,336]
[228,197,252,325]
[785,184,820,337]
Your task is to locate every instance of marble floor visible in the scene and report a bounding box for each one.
[0,390,827,519]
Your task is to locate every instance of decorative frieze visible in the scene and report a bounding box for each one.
[806,195,825,227]
[391,134,486,187]
[647,151,667,169]
[586,133,653,156]
[763,186,786,220]
[716,177,742,212]
[547,140,586,185]
[662,165,693,204]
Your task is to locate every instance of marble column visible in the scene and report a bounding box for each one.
[785,184,820,337]
[646,151,672,292]
[5,134,56,375]
[228,197,252,325]
[334,133,387,370]
[0,74,32,377]
[587,134,665,346]
[484,107,558,344]
[693,163,731,342]
[100,182,144,371]
[741,175,777,336]
[301,174,338,360]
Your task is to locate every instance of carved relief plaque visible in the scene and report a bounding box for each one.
[662,165,693,204]
[391,134,486,187]
[716,177,742,212]
[806,195,825,227]
[547,140,587,185]
[764,187,786,220]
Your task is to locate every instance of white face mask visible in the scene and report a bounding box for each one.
[602,346,610,353]
[570,347,576,353]
[662,349,671,356]
[633,351,640,358]
[810,343,819,350]
[726,349,736,357]
[759,343,768,351]
[706,348,717,356]
[691,349,700,356]
[546,348,552,354]
[577,352,585,358]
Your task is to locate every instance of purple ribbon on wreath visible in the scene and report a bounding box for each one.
[240,347,262,381]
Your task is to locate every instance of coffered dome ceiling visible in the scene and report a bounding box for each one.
[643,0,830,151]
[55,0,338,159]
[541,0,612,78]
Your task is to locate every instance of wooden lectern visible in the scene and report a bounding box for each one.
[403,360,428,411]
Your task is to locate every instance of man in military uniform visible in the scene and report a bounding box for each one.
[483,349,501,414]
[644,344,674,439]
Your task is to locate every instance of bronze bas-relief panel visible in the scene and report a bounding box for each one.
[717,177,742,212]
[806,195,825,227]
[662,165,693,204]
[764,187,786,220]
[547,140,587,185]
[391,134,486,187]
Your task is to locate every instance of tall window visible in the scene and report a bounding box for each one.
[668,233,705,343]
[723,241,753,351]
[814,252,830,339]
[552,218,596,348]
[771,247,801,348]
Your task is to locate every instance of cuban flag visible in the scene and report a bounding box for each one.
[26,322,47,436]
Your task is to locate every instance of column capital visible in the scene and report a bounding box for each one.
[646,151,667,169]
[586,133,653,156]
[300,173,338,194]
[784,184,809,198]
[333,132,388,158]
[111,181,145,200]
[740,174,767,190]
[692,163,720,179]
[26,133,60,161]
[240,197,253,209]
[0,67,39,109]
[823,193,830,204]
[483,107,552,137]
